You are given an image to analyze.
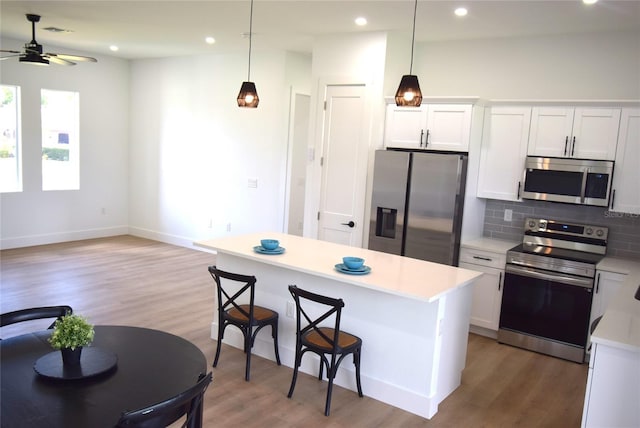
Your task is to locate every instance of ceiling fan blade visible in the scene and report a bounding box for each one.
[47,53,97,63]
[46,55,76,66]
[1,54,23,61]
[0,49,22,54]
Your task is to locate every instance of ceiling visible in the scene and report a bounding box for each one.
[1,0,639,60]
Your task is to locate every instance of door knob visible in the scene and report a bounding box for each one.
[341,221,355,228]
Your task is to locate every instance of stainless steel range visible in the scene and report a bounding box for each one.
[498,218,608,363]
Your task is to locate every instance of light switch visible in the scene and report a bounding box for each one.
[248,178,258,188]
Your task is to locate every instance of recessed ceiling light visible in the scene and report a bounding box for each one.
[454,7,468,17]
[583,0,598,4]
[355,17,367,26]
[109,45,119,52]
[205,36,216,45]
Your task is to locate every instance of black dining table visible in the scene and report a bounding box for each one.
[0,325,208,428]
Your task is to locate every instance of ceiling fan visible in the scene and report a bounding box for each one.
[0,14,97,66]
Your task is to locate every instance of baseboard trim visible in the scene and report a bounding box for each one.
[0,226,129,250]
[128,227,216,253]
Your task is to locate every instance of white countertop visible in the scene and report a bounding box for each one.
[195,232,482,303]
[597,256,640,275]
[592,258,640,353]
[461,237,519,254]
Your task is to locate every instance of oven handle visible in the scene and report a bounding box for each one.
[505,264,593,289]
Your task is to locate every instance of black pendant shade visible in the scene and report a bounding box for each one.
[237,0,259,108]
[237,81,259,108]
[395,0,422,107]
[395,75,422,107]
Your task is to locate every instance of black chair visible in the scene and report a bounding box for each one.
[208,266,281,381]
[0,305,73,336]
[287,285,363,416]
[115,372,212,428]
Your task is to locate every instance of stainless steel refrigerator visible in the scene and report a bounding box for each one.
[368,149,467,266]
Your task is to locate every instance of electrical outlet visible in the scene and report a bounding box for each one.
[504,209,513,222]
[286,301,294,318]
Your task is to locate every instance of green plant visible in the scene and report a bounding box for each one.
[48,314,95,350]
[42,147,69,161]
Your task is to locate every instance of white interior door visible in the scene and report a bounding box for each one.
[317,84,368,247]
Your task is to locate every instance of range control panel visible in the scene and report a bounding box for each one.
[524,218,608,241]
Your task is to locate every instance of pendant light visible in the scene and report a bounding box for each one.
[237,0,259,108]
[395,0,423,107]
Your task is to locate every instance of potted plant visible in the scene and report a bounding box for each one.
[48,313,95,366]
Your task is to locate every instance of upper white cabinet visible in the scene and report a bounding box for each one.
[477,106,531,201]
[384,103,472,152]
[528,107,621,160]
[610,108,640,214]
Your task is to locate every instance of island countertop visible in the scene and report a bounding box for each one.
[195,232,482,303]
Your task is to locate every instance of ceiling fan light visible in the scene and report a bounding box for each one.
[237,81,259,108]
[395,75,422,107]
[19,53,49,66]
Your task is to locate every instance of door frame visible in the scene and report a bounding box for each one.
[283,87,311,236]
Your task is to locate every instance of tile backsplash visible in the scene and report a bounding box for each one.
[483,199,640,261]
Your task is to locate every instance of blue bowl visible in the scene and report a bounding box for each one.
[343,256,364,270]
[260,239,279,251]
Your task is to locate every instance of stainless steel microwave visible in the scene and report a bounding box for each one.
[521,156,614,207]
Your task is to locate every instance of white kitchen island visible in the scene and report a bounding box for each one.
[195,232,482,419]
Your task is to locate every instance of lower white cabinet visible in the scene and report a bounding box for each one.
[589,270,626,332]
[581,343,640,428]
[459,247,505,332]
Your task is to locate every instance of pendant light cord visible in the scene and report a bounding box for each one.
[409,0,417,74]
[247,0,254,81]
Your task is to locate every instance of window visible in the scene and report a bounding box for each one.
[41,89,80,190]
[0,85,21,192]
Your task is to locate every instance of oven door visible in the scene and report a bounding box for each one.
[499,264,594,362]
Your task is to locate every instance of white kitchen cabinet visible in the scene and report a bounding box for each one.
[477,106,531,201]
[582,342,640,428]
[589,270,626,331]
[459,247,505,332]
[610,108,640,214]
[384,103,472,152]
[528,107,621,160]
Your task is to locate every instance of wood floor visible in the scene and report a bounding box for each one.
[0,235,589,427]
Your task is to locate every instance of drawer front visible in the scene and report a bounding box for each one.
[459,248,506,269]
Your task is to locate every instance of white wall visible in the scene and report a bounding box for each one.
[128,49,304,248]
[414,31,640,99]
[2,30,638,250]
[304,32,388,239]
[0,38,129,249]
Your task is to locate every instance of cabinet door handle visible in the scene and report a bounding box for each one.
[472,256,492,262]
[610,189,616,210]
[571,136,576,157]
[425,129,430,147]
[564,136,569,156]
[517,181,521,200]
[595,272,601,294]
[498,272,503,291]
[420,129,424,147]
